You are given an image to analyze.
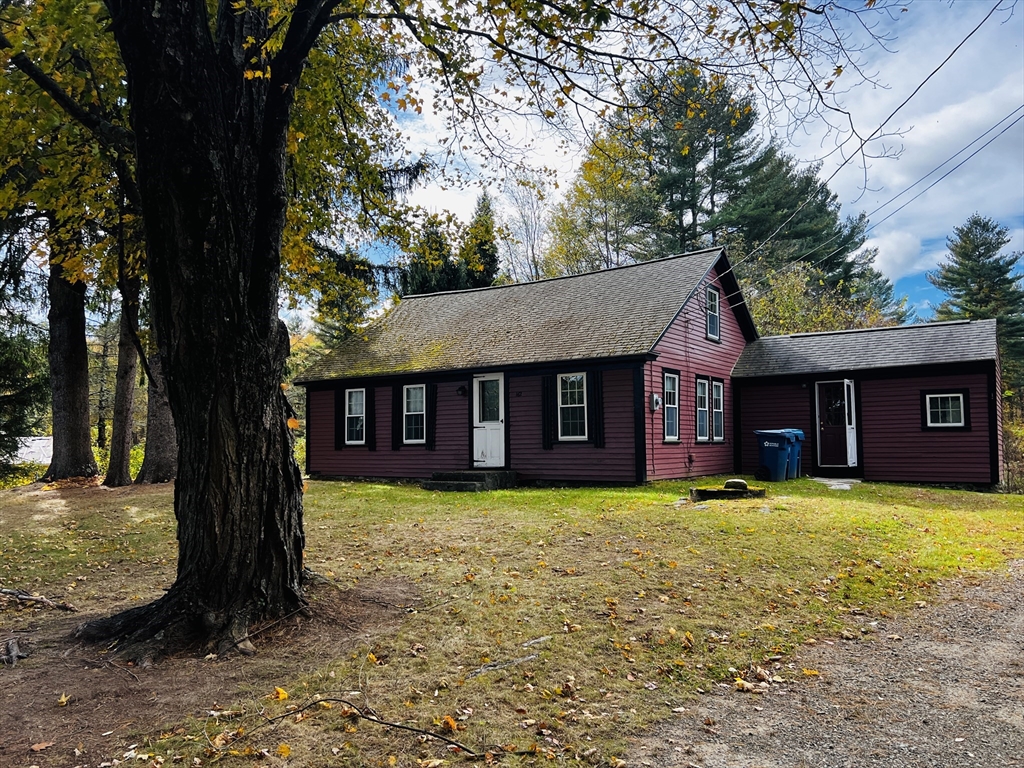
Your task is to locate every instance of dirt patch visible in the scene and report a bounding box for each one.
[0,576,421,768]
[631,561,1024,767]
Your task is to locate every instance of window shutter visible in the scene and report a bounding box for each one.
[391,385,402,450]
[541,375,555,450]
[425,383,438,451]
[588,370,605,448]
[366,386,376,451]
[334,388,345,450]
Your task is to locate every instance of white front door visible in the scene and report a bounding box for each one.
[473,374,504,467]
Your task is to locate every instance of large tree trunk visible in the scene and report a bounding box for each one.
[43,258,97,481]
[134,314,176,484]
[76,0,307,661]
[103,274,140,487]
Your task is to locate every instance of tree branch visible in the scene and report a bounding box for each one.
[0,31,135,154]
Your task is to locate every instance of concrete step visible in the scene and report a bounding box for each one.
[421,480,488,492]
[424,470,517,491]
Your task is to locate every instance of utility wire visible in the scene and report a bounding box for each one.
[716,0,1006,283]
[717,105,1024,307]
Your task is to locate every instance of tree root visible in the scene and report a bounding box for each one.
[72,588,304,664]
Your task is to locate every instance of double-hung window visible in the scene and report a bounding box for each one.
[404,384,426,444]
[711,380,724,441]
[706,286,721,341]
[558,373,587,440]
[695,378,709,442]
[925,392,966,428]
[663,372,679,441]
[345,389,366,445]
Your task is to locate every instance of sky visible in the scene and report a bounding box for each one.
[398,0,1024,321]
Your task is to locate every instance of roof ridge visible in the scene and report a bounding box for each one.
[774,319,984,341]
[401,248,725,301]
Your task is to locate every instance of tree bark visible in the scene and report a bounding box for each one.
[103,274,140,487]
[43,257,97,481]
[75,0,310,660]
[134,313,176,484]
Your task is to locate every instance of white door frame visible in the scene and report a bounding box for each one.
[472,373,505,468]
[815,378,858,468]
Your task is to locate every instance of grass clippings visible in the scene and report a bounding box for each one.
[0,477,1021,768]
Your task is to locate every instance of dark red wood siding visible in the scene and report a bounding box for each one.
[308,382,470,478]
[645,266,747,479]
[737,383,814,474]
[507,368,636,482]
[859,373,993,483]
[738,371,998,484]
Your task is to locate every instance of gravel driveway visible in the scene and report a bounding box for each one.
[632,561,1024,768]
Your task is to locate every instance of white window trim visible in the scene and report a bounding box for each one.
[403,384,426,444]
[695,378,709,442]
[557,372,588,441]
[926,393,965,428]
[712,380,725,442]
[345,388,366,445]
[706,286,721,341]
[664,372,679,442]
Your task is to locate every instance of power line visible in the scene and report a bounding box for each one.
[719,0,1006,281]
[717,105,1024,307]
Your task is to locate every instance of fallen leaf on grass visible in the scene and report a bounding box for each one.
[271,687,289,700]
[802,668,820,677]
[277,743,291,757]
[417,760,445,768]
[31,742,55,752]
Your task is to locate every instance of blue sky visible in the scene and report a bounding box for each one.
[804,0,1024,320]
[396,1,1023,321]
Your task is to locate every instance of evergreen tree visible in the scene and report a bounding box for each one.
[929,214,1024,390]
[635,69,759,253]
[399,215,468,296]
[714,143,870,289]
[0,215,48,472]
[461,192,500,288]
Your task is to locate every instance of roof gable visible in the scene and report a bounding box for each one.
[732,319,999,379]
[298,249,754,382]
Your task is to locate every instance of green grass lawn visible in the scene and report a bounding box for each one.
[3,477,1022,766]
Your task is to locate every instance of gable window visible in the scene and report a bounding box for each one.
[664,372,679,441]
[345,389,366,445]
[923,391,968,429]
[706,286,720,341]
[404,384,426,443]
[712,380,724,441]
[695,378,709,442]
[558,373,588,440]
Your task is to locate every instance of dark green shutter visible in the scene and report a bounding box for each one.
[334,388,345,450]
[541,375,556,450]
[588,370,605,448]
[391,385,402,450]
[426,383,438,451]
[366,386,376,451]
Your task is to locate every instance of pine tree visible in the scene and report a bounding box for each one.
[461,192,500,288]
[929,214,1024,391]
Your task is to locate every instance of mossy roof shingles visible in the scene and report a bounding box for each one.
[732,319,999,378]
[297,248,725,383]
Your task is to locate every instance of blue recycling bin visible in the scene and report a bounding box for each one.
[782,429,805,479]
[754,430,791,482]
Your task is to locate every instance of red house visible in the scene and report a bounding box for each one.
[297,248,756,485]
[733,320,1003,485]
[296,250,1003,487]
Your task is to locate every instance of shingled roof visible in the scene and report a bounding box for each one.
[732,319,999,379]
[298,248,752,383]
